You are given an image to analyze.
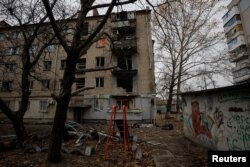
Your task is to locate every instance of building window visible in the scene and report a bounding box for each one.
[8,47,19,55]
[44,45,54,52]
[29,45,37,53]
[41,80,50,90]
[44,61,52,70]
[94,98,104,111]
[76,58,86,70]
[1,81,13,91]
[12,31,21,39]
[0,33,5,41]
[96,77,104,87]
[39,100,48,112]
[58,79,63,90]
[5,63,16,72]
[81,22,89,36]
[96,57,104,67]
[76,78,85,89]
[117,99,133,110]
[60,60,66,70]
[28,80,33,90]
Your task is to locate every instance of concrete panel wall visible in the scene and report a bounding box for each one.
[182,89,250,150]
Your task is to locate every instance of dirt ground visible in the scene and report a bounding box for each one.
[0,115,208,167]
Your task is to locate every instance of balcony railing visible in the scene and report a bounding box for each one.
[229,49,248,62]
[227,35,246,52]
[223,6,240,25]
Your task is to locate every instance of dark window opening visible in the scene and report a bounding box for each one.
[117,76,133,92]
[41,80,50,90]
[2,81,13,91]
[117,12,128,21]
[5,63,16,72]
[44,61,52,70]
[76,58,86,70]
[117,55,132,70]
[61,60,66,69]
[76,78,85,89]
[81,22,89,36]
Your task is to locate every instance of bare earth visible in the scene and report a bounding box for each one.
[0,116,208,167]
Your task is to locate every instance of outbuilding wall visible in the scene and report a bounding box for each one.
[182,87,250,150]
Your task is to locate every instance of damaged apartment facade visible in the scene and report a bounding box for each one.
[0,10,155,123]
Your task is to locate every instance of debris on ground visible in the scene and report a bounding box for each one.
[0,117,208,167]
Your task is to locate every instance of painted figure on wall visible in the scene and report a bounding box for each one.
[191,101,212,138]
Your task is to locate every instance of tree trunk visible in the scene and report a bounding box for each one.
[47,99,69,162]
[48,56,77,163]
[166,83,174,118]
[0,100,27,144]
[12,117,27,145]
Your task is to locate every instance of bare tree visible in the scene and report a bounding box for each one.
[41,0,137,162]
[0,0,58,144]
[151,0,232,116]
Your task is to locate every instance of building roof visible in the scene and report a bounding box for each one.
[180,82,250,95]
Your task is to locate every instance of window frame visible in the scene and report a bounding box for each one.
[96,57,105,68]
[43,60,52,71]
[41,80,50,90]
[39,100,48,112]
[96,77,104,87]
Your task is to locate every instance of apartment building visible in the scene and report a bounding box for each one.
[223,0,250,83]
[0,10,155,123]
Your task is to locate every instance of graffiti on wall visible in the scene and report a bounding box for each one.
[191,101,213,138]
[213,108,223,128]
[226,110,250,150]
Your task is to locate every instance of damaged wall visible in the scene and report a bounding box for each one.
[181,83,250,150]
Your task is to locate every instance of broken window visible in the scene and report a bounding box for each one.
[44,61,52,70]
[76,78,85,89]
[117,98,134,110]
[41,80,50,90]
[96,77,104,87]
[61,60,66,69]
[117,12,128,21]
[76,58,86,70]
[96,57,104,67]
[96,38,107,48]
[117,76,133,92]
[44,45,54,52]
[117,55,132,70]
[5,63,16,72]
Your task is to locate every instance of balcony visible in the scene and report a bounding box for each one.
[227,35,246,52]
[223,6,240,25]
[112,68,138,77]
[112,37,137,53]
[224,15,241,33]
[232,62,250,72]
[229,48,248,62]
[226,29,244,42]
[233,68,250,83]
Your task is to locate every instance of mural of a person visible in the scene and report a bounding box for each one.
[191,101,212,138]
